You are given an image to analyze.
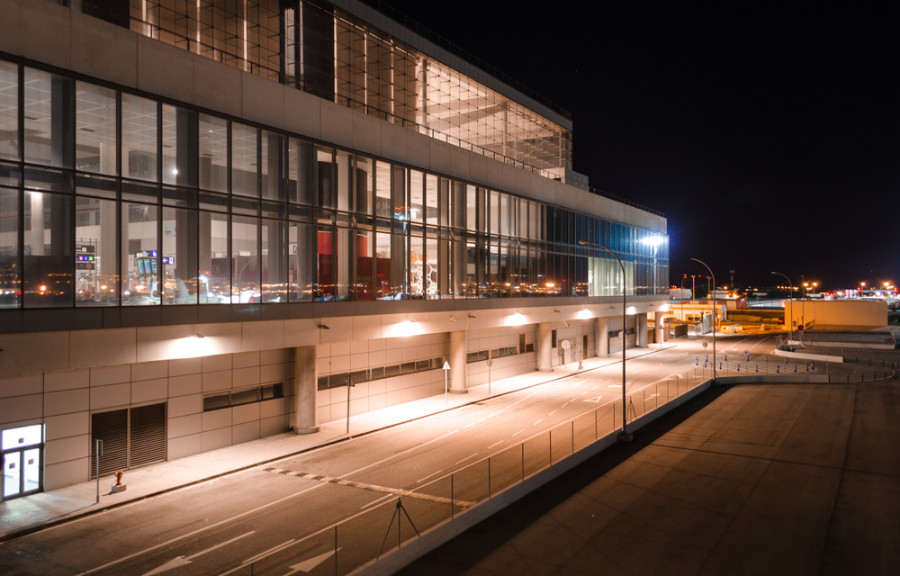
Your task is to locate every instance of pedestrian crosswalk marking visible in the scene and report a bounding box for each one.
[262,467,474,508]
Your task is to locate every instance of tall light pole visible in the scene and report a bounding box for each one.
[578,240,631,441]
[771,271,794,345]
[691,258,716,382]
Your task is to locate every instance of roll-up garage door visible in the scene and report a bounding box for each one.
[91,409,127,477]
[130,403,167,467]
[91,403,166,478]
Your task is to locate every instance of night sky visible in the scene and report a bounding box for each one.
[378,1,899,291]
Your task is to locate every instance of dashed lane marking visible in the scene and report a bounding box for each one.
[263,467,474,507]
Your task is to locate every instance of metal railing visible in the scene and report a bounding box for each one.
[224,352,895,574]
[226,365,712,575]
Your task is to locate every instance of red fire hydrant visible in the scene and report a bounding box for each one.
[115,470,124,486]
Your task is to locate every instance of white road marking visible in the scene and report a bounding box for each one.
[142,531,255,576]
[416,470,442,484]
[78,484,327,575]
[361,493,394,510]
[455,453,478,465]
[284,549,341,575]
[244,539,297,565]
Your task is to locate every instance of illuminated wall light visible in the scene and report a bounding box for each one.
[170,333,215,359]
[386,320,424,338]
[506,313,527,326]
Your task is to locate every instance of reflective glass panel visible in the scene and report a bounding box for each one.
[232,122,258,197]
[162,206,198,305]
[121,202,158,306]
[199,211,229,303]
[0,186,18,308]
[261,217,286,302]
[76,82,117,175]
[0,60,18,160]
[261,131,284,201]
[75,196,118,306]
[122,93,158,181]
[232,215,259,303]
[197,114,226,192]
[24,68,73,169]
[163,104,198,187]
[288,220,313,302]
[24,191,73,307]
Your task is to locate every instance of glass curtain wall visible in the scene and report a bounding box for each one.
[0,58,668,312]
[105,1,572,177]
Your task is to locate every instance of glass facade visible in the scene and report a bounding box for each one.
[0,58,667,310]
[74,0,574,179]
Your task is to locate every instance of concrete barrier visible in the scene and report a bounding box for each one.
[774,347,843,363]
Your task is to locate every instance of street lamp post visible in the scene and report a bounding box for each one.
[771,271,794,346]
[691,258,716,382]
[578,240,631,441]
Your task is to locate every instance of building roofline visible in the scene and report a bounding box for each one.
[330,0,574,131]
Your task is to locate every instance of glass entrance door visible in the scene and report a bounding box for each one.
[1,424,44,499]
[3,451,20,498]
[22,448,41,494]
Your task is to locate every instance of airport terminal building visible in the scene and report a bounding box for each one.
[0,0,668,499]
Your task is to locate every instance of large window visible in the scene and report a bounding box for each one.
[0,185,18,308]
[76,82,117,175]
[122,94,158,181]
[24,68,73,169]
[76,196,118,306]
[0,61,19,160]
[0,58,669,314]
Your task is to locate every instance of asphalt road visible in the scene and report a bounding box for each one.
[0,335,780,576]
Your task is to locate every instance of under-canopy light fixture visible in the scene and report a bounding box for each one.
[318,323,330,330]
[192,332,204,339]
[467,313,477,319]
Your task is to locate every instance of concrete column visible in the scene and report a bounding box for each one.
[596,317,609,357]
[538,322,553,372]
[637,314,649,348]
[655,311,665,344]
[449,330,467,394]
[292,345,319,434]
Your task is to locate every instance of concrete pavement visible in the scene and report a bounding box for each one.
[5,336,896,576]
[0,346,668,542]
[399,377,900,575]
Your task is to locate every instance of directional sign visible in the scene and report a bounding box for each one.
[143,531,255,576]
[285,548,342,575]
[443,361,450,370]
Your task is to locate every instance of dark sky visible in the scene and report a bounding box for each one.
[377,1,899,291]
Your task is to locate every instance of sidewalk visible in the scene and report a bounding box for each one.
[0,347,664,542]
